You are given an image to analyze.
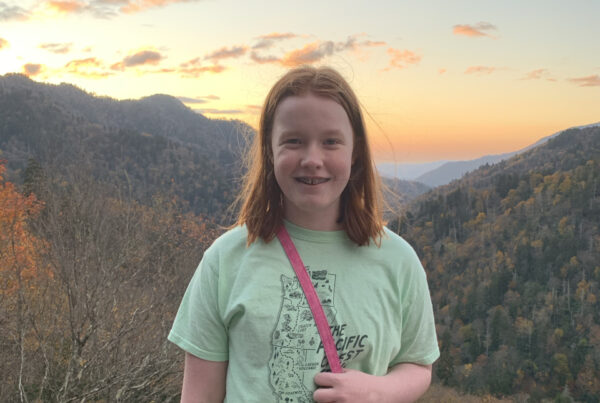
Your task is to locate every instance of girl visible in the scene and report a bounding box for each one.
[169,66,439,402]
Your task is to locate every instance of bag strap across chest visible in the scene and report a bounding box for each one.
[276,226,343,373]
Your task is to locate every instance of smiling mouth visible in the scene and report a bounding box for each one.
[296,177,330,185]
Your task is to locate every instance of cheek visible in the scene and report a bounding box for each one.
[336,152,354,180]
[273,153,294,183]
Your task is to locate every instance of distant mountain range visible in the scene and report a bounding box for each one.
[0,73,431,220]
[377,121,600,188]
[0,73,251,222]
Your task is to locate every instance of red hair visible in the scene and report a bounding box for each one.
[235,66,384,246]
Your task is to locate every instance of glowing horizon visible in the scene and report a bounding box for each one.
[1,0,599,163]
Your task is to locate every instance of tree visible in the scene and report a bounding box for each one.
[0,162,47,402]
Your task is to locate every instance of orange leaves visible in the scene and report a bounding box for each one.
[0,163,45,295]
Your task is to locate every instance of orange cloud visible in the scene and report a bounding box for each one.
[64,57,112,78]
[0,38,8,50]
[465,65,496,74]
[22,63,44,77]
[439,68,447,75]
[39,42,73,54]
[46,1,86,14]
[120,0,199,14]
[567,74,600,87]
[33,0,200,18]
[280,41,335,67]
[111,49,163,70]
[249,34,386,66]
[0,3,29,21]
[205,45,248,62]
[453,22,497,38]
[385,48,421,70]
[179,58,226,77]
[259,32,296,40]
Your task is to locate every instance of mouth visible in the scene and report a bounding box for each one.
[295,177,330,185]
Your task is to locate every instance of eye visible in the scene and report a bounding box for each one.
[324,138,340,146]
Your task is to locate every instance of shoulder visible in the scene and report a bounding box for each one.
[378,227,420,260]
[204,225,250,258]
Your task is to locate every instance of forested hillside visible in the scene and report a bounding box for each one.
[391,126,600,401]
[0,73,249,223]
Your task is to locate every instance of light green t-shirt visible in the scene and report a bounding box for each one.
[168,222,439,402]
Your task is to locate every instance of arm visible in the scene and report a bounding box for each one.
[313,363,432,403]
[181,353,228,403]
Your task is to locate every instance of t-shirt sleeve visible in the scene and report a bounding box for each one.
[168,251,229,361]
[390,246,440,367]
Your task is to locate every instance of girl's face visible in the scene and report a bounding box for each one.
[271,93,354,231]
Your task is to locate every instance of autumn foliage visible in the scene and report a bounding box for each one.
[0,161,217,401]
[0,162,45,294]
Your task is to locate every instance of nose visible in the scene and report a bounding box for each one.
[300,142,323,169]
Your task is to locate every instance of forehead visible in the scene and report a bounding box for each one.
[272,93,352,134]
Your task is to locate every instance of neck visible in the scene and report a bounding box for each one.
[284,212,343,232]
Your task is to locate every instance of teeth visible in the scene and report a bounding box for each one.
[298,177,328,185]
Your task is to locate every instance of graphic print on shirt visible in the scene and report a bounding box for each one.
[268,267,369,402]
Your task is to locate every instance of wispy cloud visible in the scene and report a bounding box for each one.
[0,2,30,21]
[249,35,385,67]
[250,52,280,64]
[119,0,200,14]
[465,65,496,74]
[46,1,86,14]
[384,48,421,70]
[64,57,112,78]
[111,49,163,71]
[195,108,244,115]
[26,0,201,19]
[204,45,248,62]
[280,41,336,66]
[0,37,8,50]
[521,68,556,81]
[23,63,45,76]
[177,94,221,103]
[177,96,207,104]
[567,74,600,87]
[39,42,73,54]
[439,68,447,75]
[453,22,497,38]
[253,32,297,50]
[179,57,226,77]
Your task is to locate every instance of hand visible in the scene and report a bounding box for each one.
[313,369,383,403]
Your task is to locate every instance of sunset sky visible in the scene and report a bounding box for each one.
[1,0,599,162]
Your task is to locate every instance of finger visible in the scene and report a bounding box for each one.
[314,371,338,387]
[313,386,337,403]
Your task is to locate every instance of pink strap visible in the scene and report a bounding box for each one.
[276,226,343,373]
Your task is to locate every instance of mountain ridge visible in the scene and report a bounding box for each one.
[377,121,600,188]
